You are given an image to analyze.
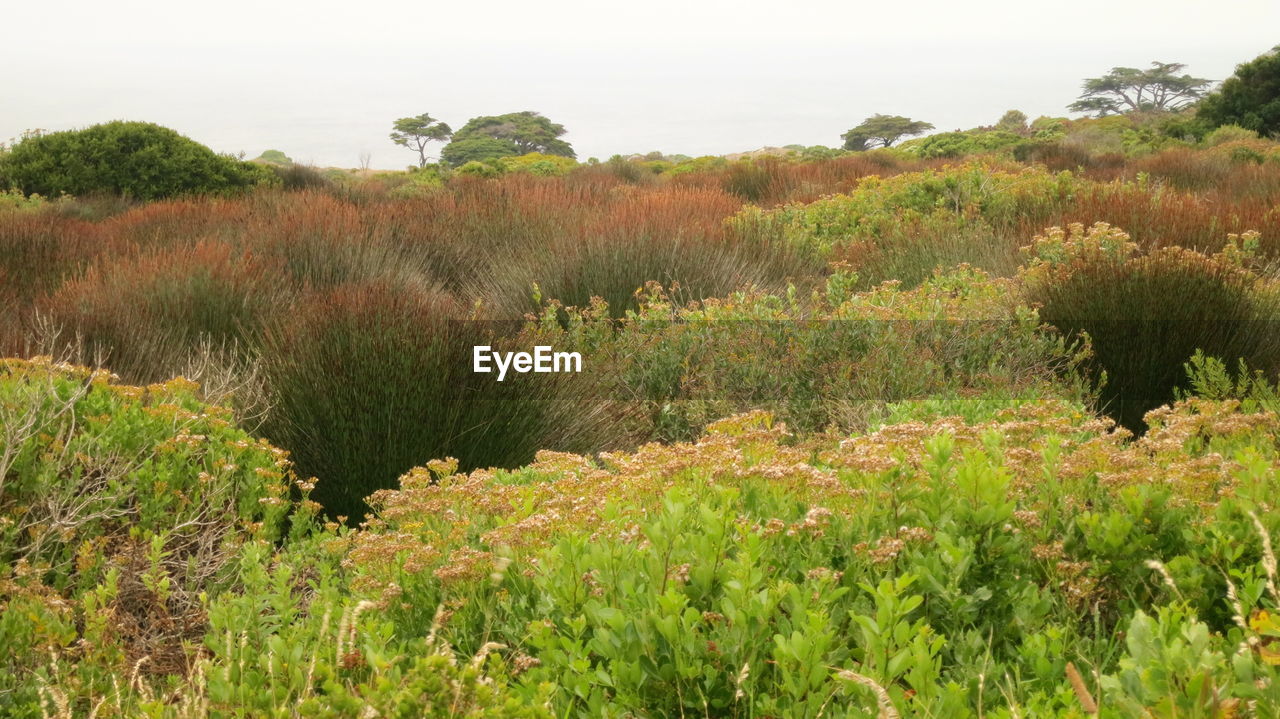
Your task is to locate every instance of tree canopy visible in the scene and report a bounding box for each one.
[841,115,935,150]
[0,121,272,200]
[441,111,574,166]
[1068,62,1211,117]
[389,113,453,168]
[1197,46,1280,138]
[995,110,1029,133]
[440,136,522,167]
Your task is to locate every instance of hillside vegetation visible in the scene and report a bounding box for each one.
[2,110,1280,715]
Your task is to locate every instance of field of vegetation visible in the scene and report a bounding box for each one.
[3,89,1280,716]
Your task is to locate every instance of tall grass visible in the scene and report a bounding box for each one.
[0,213,107,308]
[256,281,624,519]
[1021,223,1280,430]
[484,186,820,318]
[37,241,290,382]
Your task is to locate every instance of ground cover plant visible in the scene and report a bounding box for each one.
[4,362,1280,716]
[3,128,1280,716]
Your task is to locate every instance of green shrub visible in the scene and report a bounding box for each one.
[349,398,1280,717]
[1204,124,1260,146]
[729,163,1078,284]
[0,121,276,200]
[456,160,505,178]
[501,152,578,177]
[538,266,1092,442]
[1180,350,1280,413]
[0,358,303,716]
[253,149,293,165]
[901,129,1025,159]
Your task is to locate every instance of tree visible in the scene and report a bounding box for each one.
[995,110,1028,133]
[0,121,272,200]
[1198,46,1280,137]
[841,114,934,150]
[389,113,453,168]
[441,111,574,166]
[1068,62,1210,117]
[439,136,521,167]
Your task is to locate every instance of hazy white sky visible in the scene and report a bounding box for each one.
[3,0,1276,169]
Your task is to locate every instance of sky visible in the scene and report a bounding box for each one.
[3,0,1277,170]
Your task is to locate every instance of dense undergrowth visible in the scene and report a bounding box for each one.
[4,145,1280,516]
[4,123,1280,715]
[3,359,1280,717]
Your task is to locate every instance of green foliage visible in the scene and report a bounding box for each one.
[1069,61,1211,116]
[0,358,302,716]
[500,152,578,176]
[996,109,1029,133]
[1031,116,1069,139]
[254,149,293,165]
[0,121,274,200]
[389,112,453,168]
[443,111,574,167]
[903,130,1026,159]
[730,163,1077,266]
[842,114,935,150]
[537,267,1091,442]
[270,163,334,191]
[442,136,522,167]
[456,159,506,178]
[0,187,53,212]
[666,155,730,175]
[798,145,848,161]
[8,360,1280,716]
[1204,124,1260,146]
[1100,606,1280,717]
[1180,350,1280,413]
[1198,46,1280,138]
[351,396,1280,718]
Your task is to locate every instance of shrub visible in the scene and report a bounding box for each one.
[0,358,302,716]
[456,159,505,178]
[348,398,1280,717]
[501,152,578,177]
[536,266,1092,442]
[0,121,276,200]
[1204,124,1260,146]
[901,129,1025,159]
[1020,223,1280,430]
[729,163,1078,280]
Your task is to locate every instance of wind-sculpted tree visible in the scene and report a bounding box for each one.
[1068,62,1211,117]
[390,113,453,167]
[441,111,574,166]
[841,114,934,150]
